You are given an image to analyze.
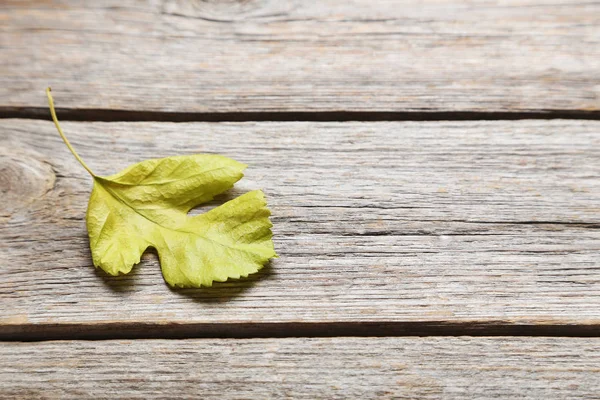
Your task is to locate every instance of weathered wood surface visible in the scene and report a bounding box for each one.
[1,119,599,333]
[1,337,599,399]
[1,0,599,113]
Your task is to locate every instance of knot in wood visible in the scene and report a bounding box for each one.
[162,0,287,22]
[0,148,56,215]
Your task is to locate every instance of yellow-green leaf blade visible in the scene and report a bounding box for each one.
[85,154,275,287]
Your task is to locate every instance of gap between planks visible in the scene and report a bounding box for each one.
[2,108,600,122]
[2,321,600,342]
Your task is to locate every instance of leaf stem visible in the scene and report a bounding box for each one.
[46,87,96,177]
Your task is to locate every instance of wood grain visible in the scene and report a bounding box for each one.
[1,119,599,334]
[1,0,599,114]
[1,337,600,399]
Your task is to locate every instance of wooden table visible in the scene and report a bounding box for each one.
[1,1,599,398]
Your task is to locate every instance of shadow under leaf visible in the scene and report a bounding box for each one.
[94,262,140,293]
[168,260,275,303]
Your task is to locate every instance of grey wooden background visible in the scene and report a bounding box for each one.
[1,1,599,398]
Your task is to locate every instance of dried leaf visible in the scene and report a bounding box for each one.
[47,88,276,287]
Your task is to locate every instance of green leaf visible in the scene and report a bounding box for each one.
[47,88,276,287]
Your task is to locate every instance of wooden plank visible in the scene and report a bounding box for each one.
[1,119,600,332]
[1,337,599,398]
[1,0,599,113]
